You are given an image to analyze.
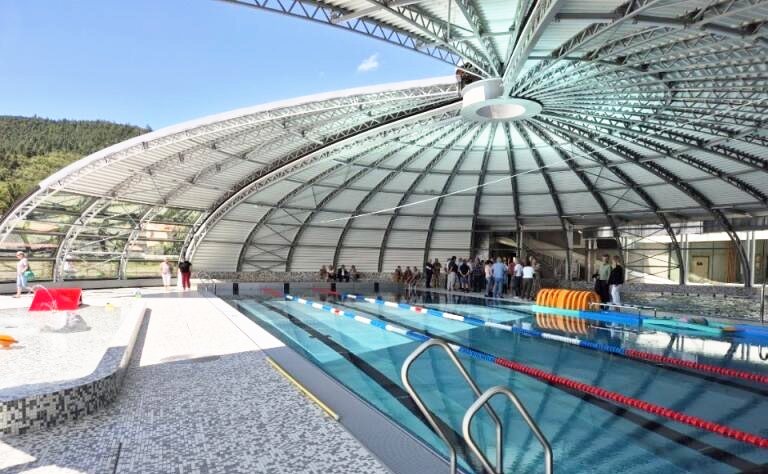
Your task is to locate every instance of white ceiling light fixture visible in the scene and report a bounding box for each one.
[460,78,542,122]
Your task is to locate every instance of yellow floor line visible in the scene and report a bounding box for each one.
[265,356,340,421]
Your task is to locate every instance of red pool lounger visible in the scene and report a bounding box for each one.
[29,288,83,311]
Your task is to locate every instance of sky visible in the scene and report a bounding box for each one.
[0,0,454,129]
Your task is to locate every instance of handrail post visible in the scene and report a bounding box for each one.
[402,339,504,473]
[463,386,553,474]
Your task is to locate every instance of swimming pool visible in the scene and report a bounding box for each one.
[229,290,768,474]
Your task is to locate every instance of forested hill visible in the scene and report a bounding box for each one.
[0,116,149,214]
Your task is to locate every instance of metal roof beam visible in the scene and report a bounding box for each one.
[452,0,502,75]
[185,102,460,262]
[279,141,413,271]
[526,121,625,246]
[330,0,428,24]
[217,0,491,71]
[502,0,565,93]
[330,123,471,269]
[234,142,388,271]
[376,123,482,271]
[514,122,572,279]
[354,0,496,75]
[468,123,496,255]
[537,118,686,284]
[540,117,751,286]
[512,0,668,94]
[421,124,485,266]
[503,123,522,238]
[544,111,768,174]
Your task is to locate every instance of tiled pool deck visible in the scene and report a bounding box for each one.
[0,289,389,474]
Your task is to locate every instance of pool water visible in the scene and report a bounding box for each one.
[228,290,768,474]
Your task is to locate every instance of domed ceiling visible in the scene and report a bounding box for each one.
[1,0,766,281]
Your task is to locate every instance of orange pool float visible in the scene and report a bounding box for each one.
[0,334,18,348]
[535,288,601,311]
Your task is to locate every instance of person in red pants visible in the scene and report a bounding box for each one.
[178,258,192,290]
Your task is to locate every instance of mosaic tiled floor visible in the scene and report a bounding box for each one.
[0,291,389,474]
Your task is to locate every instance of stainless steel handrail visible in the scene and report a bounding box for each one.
[401,339,503,474]
[589,301,657,317]
[196,271,216,294]
[463,386,553,474]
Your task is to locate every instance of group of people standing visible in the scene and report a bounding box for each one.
[396,255,541,300]
[593,254,624,307]
[319,265,360,283]
[392,265,422,289]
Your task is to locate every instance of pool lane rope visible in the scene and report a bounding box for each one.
[284,294,768,449]
[341,294,768,386]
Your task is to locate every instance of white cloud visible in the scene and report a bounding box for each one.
[357,54,380,72]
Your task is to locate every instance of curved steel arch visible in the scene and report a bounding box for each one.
[514,122,572,279]
[377,123,483,272]
[540,117,751,286]
[331,122,473,270]
[536,118,686,284]
[421,123,488,265]
[467,123,497,255]
[277,141,411,271]
[542,113,768,207]
[185,100,460,263]
[525,120,625,264]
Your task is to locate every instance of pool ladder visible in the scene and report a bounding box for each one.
[402,340,553,474]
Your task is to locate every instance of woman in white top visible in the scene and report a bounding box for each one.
[483,260,493,297]
[521,259,535,300]
[512,257,523,297]
[15,251,30,298]
[160,257,172,290]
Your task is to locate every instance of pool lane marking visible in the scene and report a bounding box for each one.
[343,294,768,386]
[334,301,766,473]
[252,299,481,470]
[285,294,768,450]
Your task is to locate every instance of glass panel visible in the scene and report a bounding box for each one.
[0,259,54,282]
[60,258,119,280]
[39,192,92,212]
[152,207,201,225]
[124,260,163,278]
[128,239,183,257]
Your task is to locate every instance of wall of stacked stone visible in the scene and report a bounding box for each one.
[196,271,396,283]
[196,271,759,297]
[0,301,146,436]
[543,279,759,298]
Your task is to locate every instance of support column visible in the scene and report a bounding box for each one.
[565,224,573,281]
[748,230,756,288]
[680,233,689,286]
[519,227,525,261]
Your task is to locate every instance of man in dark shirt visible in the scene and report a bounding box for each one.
[178,258,192,291]
[337,265,350,282]
[458,259,470,292]
[447,256,458,290]
[424,260,433,288]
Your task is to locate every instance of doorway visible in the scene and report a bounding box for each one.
[691,256,710,280]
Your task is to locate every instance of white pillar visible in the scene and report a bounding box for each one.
[748,230,756,288]
[680,233,689,285]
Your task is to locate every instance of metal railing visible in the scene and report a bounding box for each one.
[463,386,553,474]
[196,272,216,294]
[402,339,552,474]
[402,340,502,474]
